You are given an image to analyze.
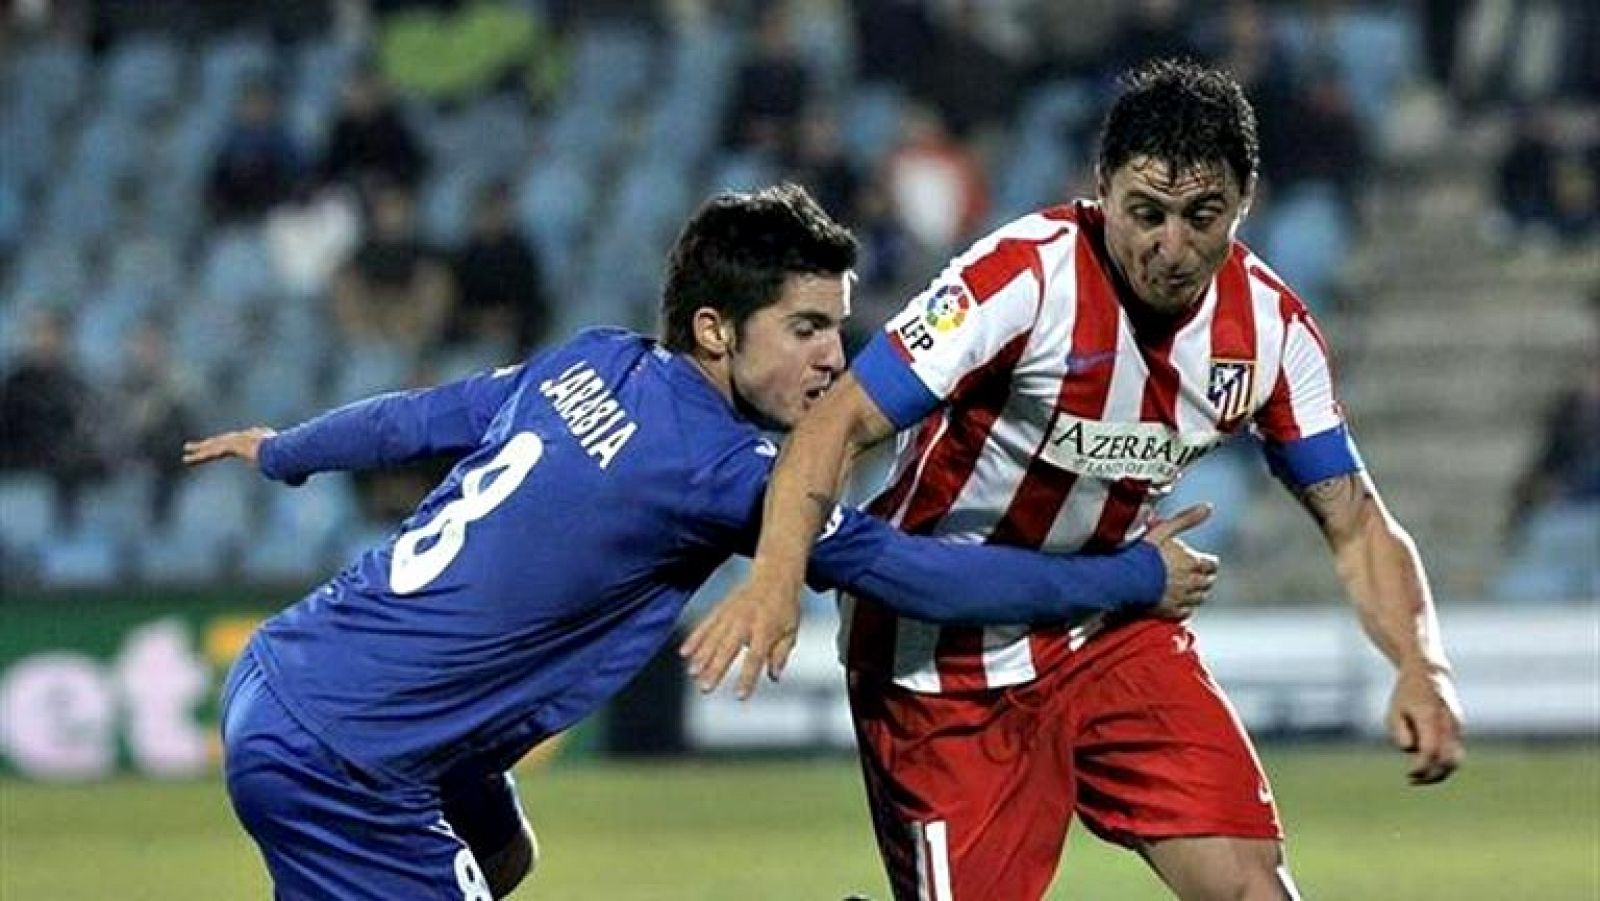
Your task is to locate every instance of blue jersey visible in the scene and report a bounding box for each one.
[250,329,1164,785]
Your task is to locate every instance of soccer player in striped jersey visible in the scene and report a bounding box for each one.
[183,184,1220,900]
[688,62,1465,900]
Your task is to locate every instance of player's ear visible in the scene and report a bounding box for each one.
[1239,173,1257,220]
[692,307,734,357]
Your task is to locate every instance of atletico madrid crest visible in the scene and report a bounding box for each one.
[1207,359,1255,426]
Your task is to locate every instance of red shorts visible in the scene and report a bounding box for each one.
[848,619,1281,901]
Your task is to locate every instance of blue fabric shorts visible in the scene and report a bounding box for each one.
[220,649,527,900]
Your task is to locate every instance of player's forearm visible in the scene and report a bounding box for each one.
[752,407,859,590]
[752,376,892,590]
[1335,505,1451,674]
[261,386,474,482]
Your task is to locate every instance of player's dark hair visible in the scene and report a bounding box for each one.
[1098,58,1259,190]
[660,182,858,353]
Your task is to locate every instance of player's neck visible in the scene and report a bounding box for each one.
[685,351,734,405]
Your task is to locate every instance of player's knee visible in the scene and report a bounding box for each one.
[1186,855,1297,901]
[480,823,538,898]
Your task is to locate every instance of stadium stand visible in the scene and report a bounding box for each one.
[0,1,1592,604]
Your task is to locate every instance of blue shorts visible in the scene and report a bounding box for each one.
[220,649,528,900]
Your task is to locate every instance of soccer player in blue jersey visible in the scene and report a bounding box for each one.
[183,184,1220,900]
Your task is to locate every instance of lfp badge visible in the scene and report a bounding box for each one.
[924,284,970,332]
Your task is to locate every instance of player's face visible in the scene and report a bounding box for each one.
[729,273,850,431]
[1099,156,1251,315]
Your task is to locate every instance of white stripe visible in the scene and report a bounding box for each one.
[1247,268,1289,419]
[1281,318,1342,437]
[980,624,1035,684]
[1171,284,1220,436]
[925,820,954,901]
[912,821,932,901]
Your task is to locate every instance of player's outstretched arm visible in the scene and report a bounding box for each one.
[188,366,522,485]
[182,427,276,469]
[1296,470,1465,785]
[682,503,1222,698]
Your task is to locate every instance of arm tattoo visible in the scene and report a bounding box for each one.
[806,491,838,519]
[1296,472,1373,539]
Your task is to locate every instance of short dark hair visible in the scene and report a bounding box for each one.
[660,183,858,352]
[1098,58,1259,191]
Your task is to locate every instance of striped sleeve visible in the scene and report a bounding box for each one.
[1255,305,1363,488]
[855,229,1049,429]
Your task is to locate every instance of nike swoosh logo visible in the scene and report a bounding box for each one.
[1065,350,1118,373]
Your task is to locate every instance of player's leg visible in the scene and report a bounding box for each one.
[442,771,539,898]
[1069,622,1296,901]
[221,649,496,900]
[848,672,1075,901]
[1135,836,1299,901]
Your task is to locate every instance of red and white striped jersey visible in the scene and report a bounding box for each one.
[844,201,1354,693]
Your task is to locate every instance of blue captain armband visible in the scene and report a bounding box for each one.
[1262,424,1364,491]
[852,333,941,431]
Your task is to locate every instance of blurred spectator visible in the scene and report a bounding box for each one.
[266,189,363,297]
[786,109,860,225]
[722,3,813,159]
[447,182,551,356]
[1105,0,1197,81]
[884,105,989,255]
[911,0,1023,136]
[113,319,202,524]
[1499,293,1600,600]
[0,311,104,515]
[332,183,456,353]
[1508,296,1600,539]
[206,79,305,225]
[850,0,936,87]
[1267,66,1369,202]
[1495,105,1600,244]
[1203,0,1299,162]
[319,66,429,194]
[844,181,915,351]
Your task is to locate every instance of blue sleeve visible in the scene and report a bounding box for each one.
[852,333,941,431]
[804,506,1163,623]
[258,365,522,485]
[684,440,1164,623]
[1261,423,1364,491]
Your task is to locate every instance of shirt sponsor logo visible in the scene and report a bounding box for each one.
[1040,415,1222,483]
[1208,358,1256,427]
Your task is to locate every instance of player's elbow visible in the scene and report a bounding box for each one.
[799,373,894,453]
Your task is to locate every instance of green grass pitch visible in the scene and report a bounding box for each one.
[2,745,1594,899]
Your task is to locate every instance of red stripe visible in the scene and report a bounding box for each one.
[1259,366,1302,441]
[961,234,1057,304]
[848,337,1028,675]
[986,239,1123,549]
[888,328,913,363]
[848,417,944,668]
[1082,269,1192,553]
[1251,262,1330,442]
[1213,249,1258,361]
[932,237,1123,691]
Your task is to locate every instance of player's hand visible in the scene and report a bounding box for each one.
[1142,503,1220,620]
[680,573,804,700]
[1386,663,1465,785]
[182,427,275,469]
